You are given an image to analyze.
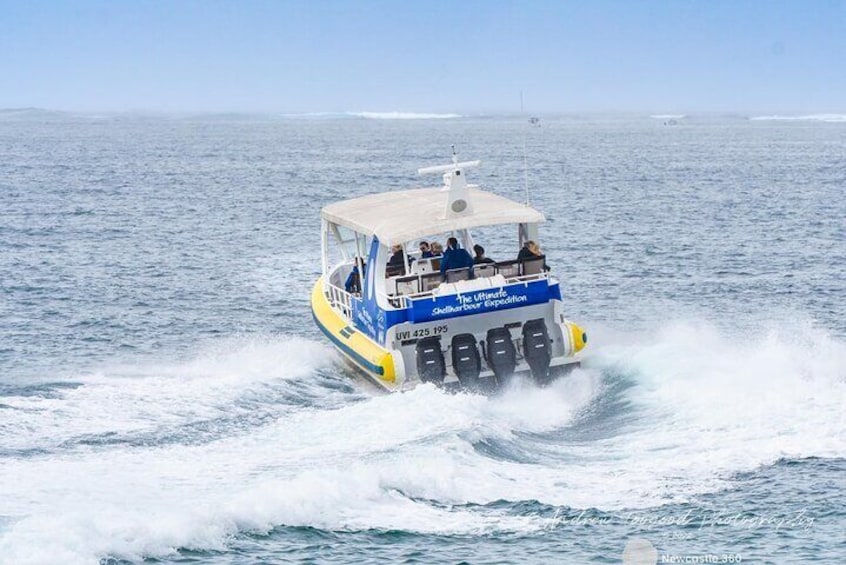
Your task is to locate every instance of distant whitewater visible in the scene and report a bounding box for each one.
[750,113,846,123]
[350,111,461,120]
[278,111,462,120]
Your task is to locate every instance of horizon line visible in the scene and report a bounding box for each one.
[3,107,845,118]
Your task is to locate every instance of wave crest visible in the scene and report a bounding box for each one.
[348,111,462,120]
[750,114,846,123]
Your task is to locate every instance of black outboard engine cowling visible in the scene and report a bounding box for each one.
[522,318,552,384]
[485,327,517,389]
[416,336,446,385]
[450,333,481,390]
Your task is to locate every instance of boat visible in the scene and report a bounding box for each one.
[311,152,587,392]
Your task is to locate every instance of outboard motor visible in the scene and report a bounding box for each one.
[416,336,446,385]
[522,318,552,384]
[450,333,481,390]
[485,327,517,389]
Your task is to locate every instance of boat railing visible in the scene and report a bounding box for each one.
[384,270,550,310]
[325,283,353,318]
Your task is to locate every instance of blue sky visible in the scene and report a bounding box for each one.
[1,0,844,113]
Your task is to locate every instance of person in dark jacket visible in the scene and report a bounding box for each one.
[439,237,474,278]
[473,244,495,264]
[386,244,407,275]
[517,240,549,271]
[344,258,365,293]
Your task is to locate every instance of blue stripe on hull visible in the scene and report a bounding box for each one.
[311,311,385,376]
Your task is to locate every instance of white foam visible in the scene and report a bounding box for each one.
[0,336,337,454]
[276,111,462,120]
[1,323,844,564]
[0,370,597,564]
[348,111,462,120]
[750,113,846,123]
[649,114,686,119]
[585,320,846,503]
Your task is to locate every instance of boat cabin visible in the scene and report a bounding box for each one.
[319,158,563,348]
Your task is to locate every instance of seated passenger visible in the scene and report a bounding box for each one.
[430,241,444,256]
[386,244,410,276]
[387,244,405,267]
[473,244,495,264]
[517,240,550,271]
[344,259,365,293]
[418,241,434,259]
[439,237,474,278]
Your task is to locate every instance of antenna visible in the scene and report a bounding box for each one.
[418,148,480,218]
[417,159,481,176]
[418,146,480,176]
[521,92,530,206]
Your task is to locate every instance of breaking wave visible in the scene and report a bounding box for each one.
[348,111,462,120]
[277,111,462,120]
[0,322,844,564]
[750,114,846,123]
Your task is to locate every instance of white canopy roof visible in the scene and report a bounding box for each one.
[321,187,545,245]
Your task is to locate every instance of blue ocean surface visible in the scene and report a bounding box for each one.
[0,111,844,564]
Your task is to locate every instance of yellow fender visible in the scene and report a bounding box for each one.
[566,321,588,355]
[311,278,398,384]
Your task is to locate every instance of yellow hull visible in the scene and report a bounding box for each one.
[310,278,400,389]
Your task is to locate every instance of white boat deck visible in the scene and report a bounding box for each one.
[326,259,551,316]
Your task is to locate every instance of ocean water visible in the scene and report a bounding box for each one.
[0,111,844,564]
